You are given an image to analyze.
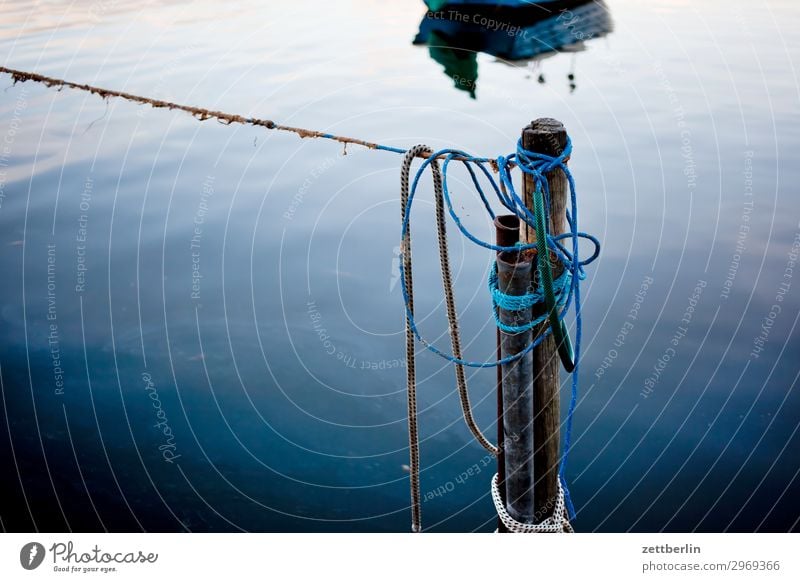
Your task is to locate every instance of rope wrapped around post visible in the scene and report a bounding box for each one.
[399,137,599,532]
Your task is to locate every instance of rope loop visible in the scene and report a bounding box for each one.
[399,137,599,369]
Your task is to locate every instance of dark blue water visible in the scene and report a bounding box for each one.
[1,0,799,532]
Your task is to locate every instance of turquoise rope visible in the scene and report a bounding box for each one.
[489,263,572,334]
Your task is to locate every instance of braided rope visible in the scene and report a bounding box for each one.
[430,156,500,458]
[490,474,574,534]
[401,146,500,533]
[400,146,426,533]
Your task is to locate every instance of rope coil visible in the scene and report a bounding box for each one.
[491,474,574,533]
[489,263,572,334]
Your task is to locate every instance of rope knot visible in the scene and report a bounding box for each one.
[515,136,572,176]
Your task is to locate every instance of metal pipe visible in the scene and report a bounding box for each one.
[494,215,520,533]
[497,249,535,524]
[494,214,521,247]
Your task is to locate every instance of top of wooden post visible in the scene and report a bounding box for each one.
[523,118,567,157]
[520,118,568,246]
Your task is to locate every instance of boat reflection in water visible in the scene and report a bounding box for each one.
[414,0,613,97]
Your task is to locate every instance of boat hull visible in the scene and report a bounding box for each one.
[425,0,585,13]
[415,0,613,62]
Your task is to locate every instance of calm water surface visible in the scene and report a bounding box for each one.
[0,0,799,532]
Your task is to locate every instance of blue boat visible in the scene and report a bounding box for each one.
[425,0,593,14]
[415,0,612,97]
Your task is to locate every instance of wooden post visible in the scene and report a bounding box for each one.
[523,118,568,524]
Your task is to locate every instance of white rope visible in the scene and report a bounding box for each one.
[490,473,574,533]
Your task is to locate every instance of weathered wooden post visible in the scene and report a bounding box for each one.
[523,118,569,524]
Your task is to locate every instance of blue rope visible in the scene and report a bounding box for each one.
[489,263,573,334]
[399,136,600,520]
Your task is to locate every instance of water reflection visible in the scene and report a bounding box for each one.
[2,0,799,534]
[414,0,613,97]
